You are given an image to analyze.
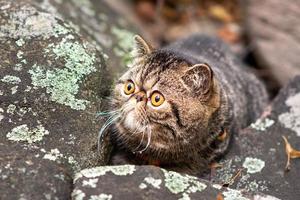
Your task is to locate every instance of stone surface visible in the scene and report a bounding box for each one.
[0,0,138,199]
[246,0,300,85]
[211,76,300,200]
[73,165,277,200]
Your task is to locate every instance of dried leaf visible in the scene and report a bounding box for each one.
[216,193,224,200]
[282,136,300,171]
[209,5,233,23]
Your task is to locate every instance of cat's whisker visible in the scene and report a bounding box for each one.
[97,114,121,151]
[138,125,152,154]
[132,126,146,153]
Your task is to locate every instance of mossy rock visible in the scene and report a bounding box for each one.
[210,76,300,200]
[0,0,138,198]
[73,165,278,200]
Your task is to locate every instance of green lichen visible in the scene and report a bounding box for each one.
[143,177,162,189]
[11,86,18,94]
[43,148,63,161]
[1,75,21,84]
[0,4,70,39]
[74,165,136,181]
[17,50,24,59]
[29,37,96,110]
[71,189,86,200]
[111,26,135,66]
[16,38,25,46]
[242,157,265,174]
[163,169,207,199]
[278,92,300,136]
[250,118,274,131]
[222,188,249,200]
[82,178,98,188]
[6,124,49,143]
[7,104,16,114]
[90,194,113,200]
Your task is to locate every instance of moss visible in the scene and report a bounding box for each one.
[242,157,265,174]
[90,194,113,200]
[6,124,49,143]
[74,165,136,181]
[250,118,274,131]
[1,75,21,84]
[29,37,97,110]
[111,26,135,66]
[162,169,207,199]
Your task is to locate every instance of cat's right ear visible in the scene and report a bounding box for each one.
[132,35,153,60]
[181,63,213,96]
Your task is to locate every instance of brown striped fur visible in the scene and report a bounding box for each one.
[107,35,267,175]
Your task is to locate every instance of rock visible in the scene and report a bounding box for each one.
[0,143,72,200]
[0,0,138,198]
[73,165,279,200]
[211,76,300,200]
[245,0,300,85]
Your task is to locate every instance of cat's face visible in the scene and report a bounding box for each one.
[111,36,220,156]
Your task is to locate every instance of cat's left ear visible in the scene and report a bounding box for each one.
[181,63,213,95]
[132,35,153,59]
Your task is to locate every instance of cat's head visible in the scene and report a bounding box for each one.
[111,36,220,157]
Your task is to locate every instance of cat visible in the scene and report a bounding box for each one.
[99,34,268,175]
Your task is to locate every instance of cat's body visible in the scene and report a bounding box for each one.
[102,35,268,175]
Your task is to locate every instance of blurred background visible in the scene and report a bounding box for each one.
[104,0,300,99]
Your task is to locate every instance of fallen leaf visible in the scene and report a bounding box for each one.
[282,136,300,171]
[209,5,233,23]
[216,193,224,200]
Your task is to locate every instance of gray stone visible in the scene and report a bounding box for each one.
[211,76,300,200]
[73,165,278,200]
[246,0,300,85]
[0,0,138,198]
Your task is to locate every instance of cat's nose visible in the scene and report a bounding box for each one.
[135,91,146,102]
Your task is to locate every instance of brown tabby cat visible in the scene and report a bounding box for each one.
[99,35,267,175]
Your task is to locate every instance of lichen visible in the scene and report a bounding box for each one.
[142,177,162,189]
[7,104,16,114]
[163,169,207,199]
[43,148,63,161]
[16,38,25,46]
[278,93,300,136]
[71,189,86,200]
[139,183,147,189]
[250,118,275,131]
[90,194,113,200]
[242,157,265,174]
[29,37,97,110]
[0,4,70,39]
[111,26,135,66]
[6,124,49,143]
[82,178,98,188]
[74,165,136,181]
[222,188,249,200]
[11,86,18,94]
[1,75,21,84]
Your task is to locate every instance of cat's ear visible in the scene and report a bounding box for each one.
[181,63,213,95]
[132,35,153,59]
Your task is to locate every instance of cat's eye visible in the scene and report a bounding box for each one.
[151,91,165,107]
[124,80,135,95]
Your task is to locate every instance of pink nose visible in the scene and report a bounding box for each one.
[135,91,146,102]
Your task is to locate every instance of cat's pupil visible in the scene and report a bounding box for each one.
[155,95,160,102]
[127,84,132,91]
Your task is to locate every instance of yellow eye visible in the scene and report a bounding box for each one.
[124,80,135,95]
[151,91,165,107]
